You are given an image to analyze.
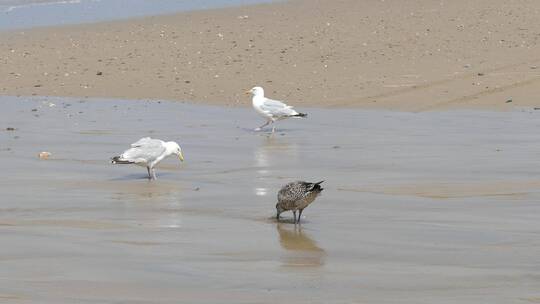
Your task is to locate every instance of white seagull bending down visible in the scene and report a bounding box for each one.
[111,137,184,180]
[247,86,307,132]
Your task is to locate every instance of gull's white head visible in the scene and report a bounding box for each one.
[247,86,264,97]
[165,141,184,162]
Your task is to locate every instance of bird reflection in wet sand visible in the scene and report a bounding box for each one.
[277,223,325,267]
[253,134,298,197]
[254,133,298,171]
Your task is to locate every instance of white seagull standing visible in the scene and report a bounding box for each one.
[247,86,307,132]
[111,137,184,180]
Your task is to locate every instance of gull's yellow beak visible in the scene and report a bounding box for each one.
[178,151,184,162]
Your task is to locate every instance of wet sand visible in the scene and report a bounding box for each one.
[2,0,540,110]
[1,96,540,303]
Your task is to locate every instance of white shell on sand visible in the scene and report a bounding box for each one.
[38,151,51,159]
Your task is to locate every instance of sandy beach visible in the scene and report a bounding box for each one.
[2,1,540,303]
[2,0,540,110]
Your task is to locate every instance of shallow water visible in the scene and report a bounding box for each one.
[1,96,540,303]
[0,0,279,30]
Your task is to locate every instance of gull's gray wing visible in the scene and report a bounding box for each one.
[130,137,161,148]
[121,138,166,163]
[260,98,298,116]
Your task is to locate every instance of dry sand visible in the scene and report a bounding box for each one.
[2,0,540,110]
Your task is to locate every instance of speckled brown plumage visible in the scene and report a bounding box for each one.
[276,180,324,223]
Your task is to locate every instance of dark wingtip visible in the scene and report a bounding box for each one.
[296,113,308,118]
[111,156,132,164]
[309,180,325,191]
